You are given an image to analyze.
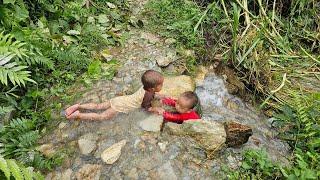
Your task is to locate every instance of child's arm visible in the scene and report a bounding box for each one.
[161,97,176,107]
[163,111,200,123]
[162,112,183,123]
[141,91,154,111]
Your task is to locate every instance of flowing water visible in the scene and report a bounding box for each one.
[196,74,290,162]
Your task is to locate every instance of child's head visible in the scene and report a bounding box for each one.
[175,91,198,113]
[141,70,164,92]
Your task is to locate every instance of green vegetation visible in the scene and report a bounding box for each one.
[224,93,319,179]
[0,155,43,180]
[0,0,134,177]
[146,0,319,179]
[145,0,205,48]
[1,0,319,178]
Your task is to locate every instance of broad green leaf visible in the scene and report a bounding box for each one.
[98,14,110,24]
[106,2,116,8]
[67,30,81,35]
[14,4,29,21]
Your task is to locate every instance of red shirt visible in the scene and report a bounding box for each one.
[162,98,200,124]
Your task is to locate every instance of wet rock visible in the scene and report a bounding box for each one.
[61,169,73,180]
[216,65,245,95]
[156,51,177,67]
[157,162,177,180]
[181,121,226,154]
[224,121,253,147]
[78,133,99,155]
[127,168,139,179]
[163,64,178,74]
[160,75,195,98]
[137,155,161,171]
[138,115,163,132]
[195,66,208,87]
[226,99,239,110]
[164,122,184,135]
[227,155,240,169]
[225,82,239,95]
[101,49,113,61]
[158,142,167,152]
[36,143,55,158]
[165,120,226,155]
[101,140,126,164]
[75,164,101,180]
[133,138,141,148]
[141,32,160,44]
[58,122,67,129]
[165,38,176,45]
[45,171,61,180]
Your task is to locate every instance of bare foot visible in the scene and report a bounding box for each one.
[65,104,80,116]
[67,110,80,120]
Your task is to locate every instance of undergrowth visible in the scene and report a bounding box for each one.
[0,0,135,176]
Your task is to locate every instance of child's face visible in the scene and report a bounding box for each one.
[153,78,164,92]
[175,96,191,113]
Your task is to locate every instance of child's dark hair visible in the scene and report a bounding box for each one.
[181,91,202,117]
[181,91,198,109]
[141,70,163,90]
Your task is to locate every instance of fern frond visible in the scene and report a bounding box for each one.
[0,155,43,180]
[21,167,33,180]
[18,131,40,149]
[27,56,54,69]
[6,159,23,180]
[0,118,38,161]
[0,155,10,180]
[0,32,28,59]
[0,53,35,86]
[5,118,35,134]
[0,106,14,116]
[294,95,309,123]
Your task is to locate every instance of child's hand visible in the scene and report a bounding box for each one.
[155,93,166,99]
[148,107,165,115]
[155,107,165,115]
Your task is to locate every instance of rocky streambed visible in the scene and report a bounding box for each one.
[41,0,290,179]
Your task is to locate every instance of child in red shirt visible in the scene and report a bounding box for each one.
[156,91,200,124]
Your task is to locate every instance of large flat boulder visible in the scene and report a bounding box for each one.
[165,120,226,155]
[164,120,252,157]
[160,75,195,98]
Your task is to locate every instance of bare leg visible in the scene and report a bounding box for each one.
[67,108,118,121]
[78,101,111,110]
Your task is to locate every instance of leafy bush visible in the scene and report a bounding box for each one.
[0,0,133,172]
